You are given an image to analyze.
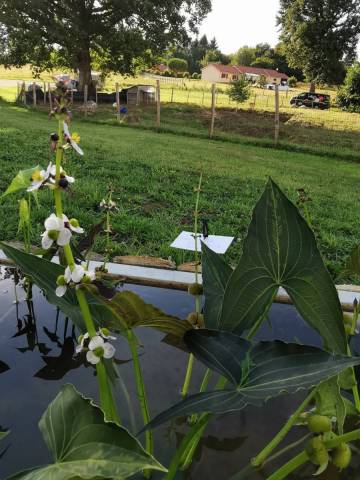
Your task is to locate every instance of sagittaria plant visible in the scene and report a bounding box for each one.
[2,83,360,480]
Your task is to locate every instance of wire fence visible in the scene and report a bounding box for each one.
[13,80,360,152]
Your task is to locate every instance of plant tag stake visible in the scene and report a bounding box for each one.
[170,231,234,254]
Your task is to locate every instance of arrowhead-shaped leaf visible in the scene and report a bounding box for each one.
[0,431,9,441]
[201,243,233,329]
[143,330,360,431]
[88,288,193,337]
[1,166,40,199]
[7,384,166,480]
[209,179,346,354]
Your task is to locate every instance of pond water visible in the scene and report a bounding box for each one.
[0,266,359,480]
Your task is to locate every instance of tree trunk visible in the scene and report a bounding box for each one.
[77,49,95,95]
[309,81,316,93]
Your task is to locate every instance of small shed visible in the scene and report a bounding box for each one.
[124,85,156,105]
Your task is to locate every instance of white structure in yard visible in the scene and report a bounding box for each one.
[202,63,289,85]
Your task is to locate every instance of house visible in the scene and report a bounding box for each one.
[201,64,289,85]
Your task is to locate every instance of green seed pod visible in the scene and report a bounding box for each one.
[306,437,329,466]
[332,443,352,470]
[345,324,353,336]
[307,415,332,434]
[48,229,59,241]
[69,218,80,228]
[187,283,203,296]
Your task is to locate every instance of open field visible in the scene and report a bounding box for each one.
[2,67,359,154]
[1,97,360,281]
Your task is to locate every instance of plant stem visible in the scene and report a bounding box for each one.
[265,451,308,480]
[200,368,212,393]
[252,388,317,467]
[164,414,211,480]
[325,428,360,448]
[53,116,119,424]
[181,171,203,398]
[347,343,360,412]
[127,329,153,472]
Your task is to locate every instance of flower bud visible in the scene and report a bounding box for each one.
[307,415,332,434]
[332,443,352,470]
[56,275,67,286]
[50,133,59,142]
[101,328,111,337]
[188,283,203,296]
[59,178,69,189]
[81,275,93,284]
[187,312,204,327]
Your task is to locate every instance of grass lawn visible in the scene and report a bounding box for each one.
[1,97,360,281]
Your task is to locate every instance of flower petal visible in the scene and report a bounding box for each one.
[64,266,72,282]
[86,350,100,365]
[44,213,60,231]
[63,121,70,138]
[66,175,75,184]
[41,233,53,250]
[70,225,84,234]
[55,285,67,297]
[27,181,42,192]
[71,264,85,283]
[70,140,84,156]
[103,342,116,359]
[89,335,104,351]
[57,228,72,246]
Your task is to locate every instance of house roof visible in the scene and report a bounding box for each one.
[206,63,289,79]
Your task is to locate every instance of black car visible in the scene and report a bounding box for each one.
[290,92,331,110]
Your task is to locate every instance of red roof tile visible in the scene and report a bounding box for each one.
[207,63,289,79]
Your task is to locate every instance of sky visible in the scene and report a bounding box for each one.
[199,0,281,54]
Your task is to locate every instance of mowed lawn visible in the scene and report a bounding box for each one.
[1,98,360,280]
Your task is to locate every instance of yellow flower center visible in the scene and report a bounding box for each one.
[71,133,81,143]
[31,170,43,182]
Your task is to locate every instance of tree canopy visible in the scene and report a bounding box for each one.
[278,0,360,85]
[0,0,211,90]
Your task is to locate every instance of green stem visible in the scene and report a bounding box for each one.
[181,353,195,397]
[164,414,211,480]
[200,368,212,393]
[252,388,317,467]
[266,451,308,480]
[127,329,153,468]
[53,116,119,424]
[325,428,360,448]
[347,342,360,412]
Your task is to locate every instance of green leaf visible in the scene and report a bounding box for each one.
[0,242,113,331]
[143,330,360,431]
[315,378,346,435]
[1,166,39,199]
[216,179,346,354]
[7,384,165,480]
[87,288,193,337]
[201,243,233,329]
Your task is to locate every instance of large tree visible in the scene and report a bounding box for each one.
[278,0,360,86]
[0,0,211,91]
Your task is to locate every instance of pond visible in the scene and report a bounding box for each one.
[0,265,359,480]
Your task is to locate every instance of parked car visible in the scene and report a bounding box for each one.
[290,92,330,109]
[266,83,289,92]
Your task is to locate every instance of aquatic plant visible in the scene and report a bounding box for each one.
[1,83,360,479]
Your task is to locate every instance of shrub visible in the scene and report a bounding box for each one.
[168,57,188,74]
[192,72,200,79]
[288,76,298,87]
[228,75,251,104]
[337,63,360,112]
[183,71,190,78]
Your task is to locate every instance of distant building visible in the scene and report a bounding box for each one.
[201,63,289,85]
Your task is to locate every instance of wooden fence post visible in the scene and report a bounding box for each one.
[22,81,26,105]
[209,83,216,139]
[32,82,37,107]
[48,82,52,111]
[115,82,120,122]
[171,88,174,103]
[43,82,46,104]
[156,79,161,127]
[95,85,98,104]
[84,84,88,116]
[71,88,74,104]
[274,84,280,145]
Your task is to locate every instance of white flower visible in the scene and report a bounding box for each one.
[55,264,95,297]
[99,327,117,341]
[27,163,52,192]
[41,213,72,249]
[86,335,116,365]
[64,121,84,156]
[67,217,84,234]
[49,165,75,185]
[75,333,89,353]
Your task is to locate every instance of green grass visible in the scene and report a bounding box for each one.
[1,98,360,280]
